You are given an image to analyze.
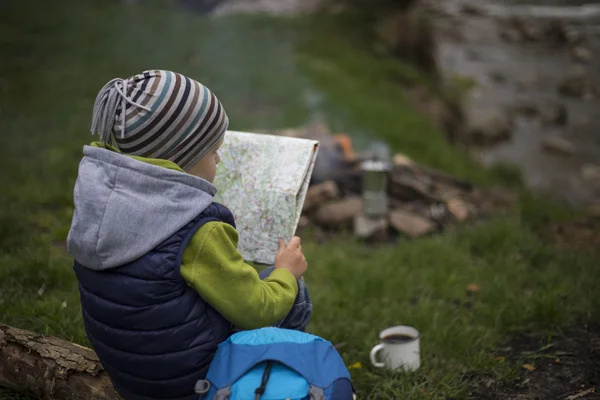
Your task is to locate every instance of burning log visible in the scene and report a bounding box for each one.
[388,170,443,203]
[331,168,362,196]
[303,150,513,239]
[269,124,514,240]
[0,324,120,400]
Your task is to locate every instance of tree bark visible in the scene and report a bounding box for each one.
[0,323,120,400]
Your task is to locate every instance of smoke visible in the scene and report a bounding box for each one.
[365,140,392,162]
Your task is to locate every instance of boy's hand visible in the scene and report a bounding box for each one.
[275,236,308,280]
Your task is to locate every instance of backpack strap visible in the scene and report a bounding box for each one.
[254,361,274,400]
[309,385,326,400]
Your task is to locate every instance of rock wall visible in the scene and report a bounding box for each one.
[425,0,600,209]
[211,0,323,15]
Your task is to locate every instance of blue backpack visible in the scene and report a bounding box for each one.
[195,328,355,400]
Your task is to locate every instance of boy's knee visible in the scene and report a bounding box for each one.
[259,266,312,331]
[278,300,312,332]
[277,277,312,331]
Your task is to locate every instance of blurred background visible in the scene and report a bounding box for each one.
[1,0,600,399]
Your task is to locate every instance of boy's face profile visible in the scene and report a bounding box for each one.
[186,139,223,183]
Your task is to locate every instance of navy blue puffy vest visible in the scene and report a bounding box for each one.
[74,203,236,400]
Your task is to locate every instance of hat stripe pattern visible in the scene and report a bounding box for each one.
[171,92,219,164]
[124,71,161,122]
[91,70,228,170]
[143,77,198,158]
[175,93,227,169]
[120,73,187,153]
[118,71,171,140]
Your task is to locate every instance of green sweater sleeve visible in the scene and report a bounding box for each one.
[180,221,298,330]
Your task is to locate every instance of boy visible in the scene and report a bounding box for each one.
[67,70,311,400]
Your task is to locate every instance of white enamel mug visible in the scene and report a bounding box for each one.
[369,326,420,371]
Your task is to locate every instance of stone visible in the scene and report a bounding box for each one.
[389,209,436,238]
[540,102,568,126]
[572,46,593,63]
[460,3,484,16]
[500,27,524,42]
[542,136,576,157]
[303,181,339,211]
[353,214,388,239]
[298,216,310,229]
[545,21,562,42]
[313,196,362,227]
[521,22,544,41]
[466,49,481,61]
[393,153,414,168]
[463,107,512,145]
[562,25,582,44]
[587,204,600,217]
[375,9,437,73]
[500,18,543,42]
[558,68,596,98]
[489,71,506,83]
[213,0,322,15]
[446,198,469,222]
[581,164,600,181]
[545,22,581,44]
[513,101,539,117]
[515,80,528,93]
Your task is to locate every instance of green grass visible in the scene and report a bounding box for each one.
[1,1,599,399]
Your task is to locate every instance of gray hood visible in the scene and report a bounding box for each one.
[67,145,216,270]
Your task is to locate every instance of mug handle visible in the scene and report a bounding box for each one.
[369,343,385,368]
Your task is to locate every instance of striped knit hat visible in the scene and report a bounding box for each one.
[90,70,229,170]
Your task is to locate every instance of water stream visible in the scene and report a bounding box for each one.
[432,0,600,207]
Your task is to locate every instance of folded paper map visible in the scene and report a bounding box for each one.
[213,130,319,264]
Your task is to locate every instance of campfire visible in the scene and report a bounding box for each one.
[268,122,517,240]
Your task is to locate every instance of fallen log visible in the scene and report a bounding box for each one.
[0,323,120,400]
[388,172,442,203]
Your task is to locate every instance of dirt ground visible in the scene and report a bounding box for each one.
[541,218,600,253]
[470,324,600,400]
